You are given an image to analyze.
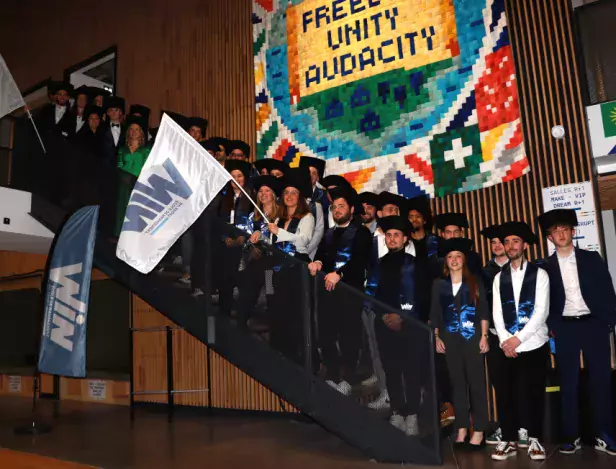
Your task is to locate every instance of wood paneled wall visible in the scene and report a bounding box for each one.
[0,0,256,150]
[434,0,595,262]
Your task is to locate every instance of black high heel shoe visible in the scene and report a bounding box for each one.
[468,435,486,451]
[454,434,470,449]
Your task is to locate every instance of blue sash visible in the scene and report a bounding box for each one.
[247,211,271,239]
[398,256,417,320]
[499,262,538,334]
[426,233,439,258]
[273,217,301,257]
[365,236,380,297]
[223,196,251,233]
[323,223,358,271]
[439,278,476,340]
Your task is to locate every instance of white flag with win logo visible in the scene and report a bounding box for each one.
[0,54,25,119]
[116,113,232,274]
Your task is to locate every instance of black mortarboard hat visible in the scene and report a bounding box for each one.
[200,139,220,154]
[50,81,74,95]
[358,191,379,208]
[74,85,89,97]
[537,209,578,234]
[480,224,501,240]
[125,115,149,143]
[497,221,538,244]
[105,96,126,113]
[435,212,469,231]
[280,167,312,199]
[228,140,251,158]
[84,105,104,119]
[253,158,289,176]
[377,191,407,211]
[299,156,326,180]
[162,110,188,130]
[88,86,111,98]
[187,116,208,136]
[129,104,151,121]
[406,195,433,230]
[251,175,282,197]
[209,136,231,155]
[225,159,252,180]
[439,238,473,257]
[321,174,352,189]
[378,215,413,236]
[329,185,358,208]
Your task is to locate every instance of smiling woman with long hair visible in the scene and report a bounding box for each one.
[430,238,490,450]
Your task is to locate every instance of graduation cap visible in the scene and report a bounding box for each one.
[105,96,126,113]
[209,136,231,155]
[497,221,538,244]
[129,104,151,121]
[74,85,90,98]
[406,195,433,230]
[225,159,252,180]
[377,191,407,211]
[280,167,312,199]
[251,175,282,197]
[253,158,289,176]
[321,174,352,189]
[88,87,111,98]
[329,185,358,208]
[537,209,578,234]
[439,237,473,257]
[480,224,501,240]
[187,116,208,136]
[299,156,326,180]
[378,215,413,236]
[435,212,469,231]
[125,115,149,143]
[84,105,104,119]
[357,191,379,208]
[228,140,251,158]
[199,139,219,154]
[50,81,74,95]
[162,110,188,130]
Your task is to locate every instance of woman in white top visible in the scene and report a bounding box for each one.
[267,168,315,364]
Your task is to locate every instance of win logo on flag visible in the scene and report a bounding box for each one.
[116,114,232,274]
[587,100,616,158]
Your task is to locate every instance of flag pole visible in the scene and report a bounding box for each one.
[231,179,270,224]
[25,107,47,154]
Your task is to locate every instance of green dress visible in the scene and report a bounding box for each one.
[115,145,150,236]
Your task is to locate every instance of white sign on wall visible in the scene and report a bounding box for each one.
[88,380,107,401]
[542,181,601,255]
[8,375,21,393]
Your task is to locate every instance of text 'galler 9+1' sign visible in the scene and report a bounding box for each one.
[254,0,528,198]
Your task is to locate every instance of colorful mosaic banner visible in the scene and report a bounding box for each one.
[253,0,528,197]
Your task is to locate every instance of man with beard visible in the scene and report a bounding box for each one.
[491,222,549,462]
[407,195,439,261]
[480,224,510,446]
[320,174,353,227]
[538,209,616,456]
[357,191,378,233]
[308,186,372,395]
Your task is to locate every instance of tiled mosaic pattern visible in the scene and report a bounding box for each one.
[253,0,528,197]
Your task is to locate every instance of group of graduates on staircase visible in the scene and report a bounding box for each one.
[28,81,616,461]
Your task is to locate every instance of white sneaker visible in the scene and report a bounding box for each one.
[487,427,503,445]
[389,413,406,431]
[491,441,518,460]
[361,374,378,387]
[191,288,204,298]
[325,380,352,396]
[367,390,390,410]
[518,428,529,448]
[527,438,546,460]
[404,414,419,436]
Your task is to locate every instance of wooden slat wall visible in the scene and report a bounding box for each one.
[132,295,296,412]
[434,0,595,263]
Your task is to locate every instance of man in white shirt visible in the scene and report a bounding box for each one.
[538,209,616,456]
[491,221,549,462]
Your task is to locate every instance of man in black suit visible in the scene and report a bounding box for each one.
[538,209,616,456]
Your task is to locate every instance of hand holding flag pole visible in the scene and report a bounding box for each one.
[230,178,269,224]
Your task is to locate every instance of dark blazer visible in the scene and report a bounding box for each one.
[99,123,126,169]
[36,103,74,139]
[543,248,616,330]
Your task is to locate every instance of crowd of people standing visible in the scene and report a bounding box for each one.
[29,81,616,461]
